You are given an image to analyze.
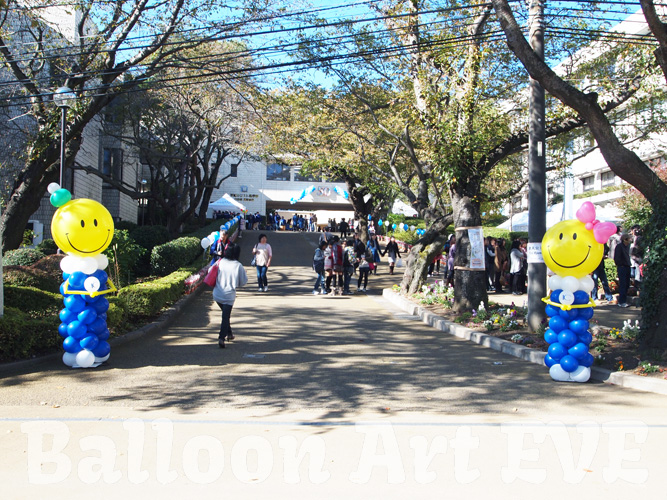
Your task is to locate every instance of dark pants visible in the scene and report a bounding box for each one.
[592,261,612,299]
[216,302,233,339]
[256,265,268,288]
[344,266,354,292]
[358,268,370,288]
[617,266,631,304]
[511,272,522,294]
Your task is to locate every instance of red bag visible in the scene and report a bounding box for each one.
[204,263,218,286]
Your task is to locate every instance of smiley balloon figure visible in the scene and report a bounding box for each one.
[541,202,616,383]
[49,183,116,368]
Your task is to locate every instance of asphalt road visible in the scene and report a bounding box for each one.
[0,229,665,499]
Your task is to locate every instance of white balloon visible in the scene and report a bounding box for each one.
[60,256,78,274]
[201,237,210,249]
[62,352,77,367]
[570,366,591,383]
[548,275,563,291]
[549,364,571,382]
[410,225,415,231]
[48,182,61,194]
[95,254,109,270]
[579,275,594,293]
[84,277,101,293]
[558,290,575,306]
[95,354,110,364]
[80,257,98,275]
[76,349,95,368]
[561,276,580,293]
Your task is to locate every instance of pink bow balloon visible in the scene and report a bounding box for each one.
[576,201,617,244]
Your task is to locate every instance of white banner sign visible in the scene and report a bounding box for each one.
[527,242,544,264]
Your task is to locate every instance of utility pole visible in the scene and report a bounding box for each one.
[526,0,547,330]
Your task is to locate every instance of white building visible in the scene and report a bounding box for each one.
[206,156,354,223]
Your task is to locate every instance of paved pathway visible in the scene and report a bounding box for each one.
[0,230,664,499]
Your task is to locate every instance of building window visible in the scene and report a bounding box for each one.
[266,163,290,181]
[512,196,522,211]
[293,168,321,182]
[581,175,594,192]
[600,171,615,187]
[230,163,237,177]
[547,186,554,201]
[102,148,122,180]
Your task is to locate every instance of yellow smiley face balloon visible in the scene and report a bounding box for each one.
[51,199,114,256]
[541,219,602,279]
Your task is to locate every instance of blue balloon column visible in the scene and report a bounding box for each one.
[542,291,595,382]
[59,270,112,368]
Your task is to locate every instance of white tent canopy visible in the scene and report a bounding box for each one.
[497,202,621,232]
[208,193,247,213]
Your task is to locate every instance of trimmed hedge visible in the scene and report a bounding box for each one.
[4,248,46,266]
[36,238,59,255]
[130,225,170,254]
[116,268,196,317]
[4,286,62,314]
[150,237,202,276]
[0,307,61,361]
[4,266,62,293]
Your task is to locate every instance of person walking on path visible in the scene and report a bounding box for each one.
[614,233,632,308]
[210,227,230,264]
[446,235,456,287]
[312,240,327,294]
[212,243,248,348]
[367,234,382,274]
[252,233,272,292]
[509,240,525,295]
[382,236,401,275]
[343,239,357,294]
[485,237,496,291]
[493,238,508,293]
[357,249,372,292]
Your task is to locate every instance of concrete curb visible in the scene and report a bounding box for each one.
[382,289,667,396]
[0,285,206,375]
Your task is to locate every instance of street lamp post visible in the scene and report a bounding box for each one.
[53,87,76,188]
[141,179,147,226]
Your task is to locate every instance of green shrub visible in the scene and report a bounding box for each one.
[0,307,61,361]
[130,225,170,252]
[604,258,618,283]
[3,266,62,293]
[31,253,65,278]
[115,220,138,232]
[116,268,193,317]
[4,286,62,314]
[104,229,145,287]
[4,248,46,266]
[36,238,59,255]
[150,237,204,276]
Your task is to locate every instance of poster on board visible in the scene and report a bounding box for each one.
[468,227,485,269]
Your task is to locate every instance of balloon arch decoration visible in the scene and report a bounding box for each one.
[540,202,616,383]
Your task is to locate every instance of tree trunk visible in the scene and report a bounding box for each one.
[450,190,487,313]
[400,214,452,295]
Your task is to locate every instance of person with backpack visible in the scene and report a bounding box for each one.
[330,236,344,295]
[343,239,357,295]
[312,240,327,295]
[357,248,372,292]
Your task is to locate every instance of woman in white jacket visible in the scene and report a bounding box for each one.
[212,243,248,348]
[509,239,525,296]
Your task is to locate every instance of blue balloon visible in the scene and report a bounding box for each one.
[97,328,110,341]
[80,335,99,351]
[92,341,110,358]
[392,223,397,230]
[58,323,69,338]
[68,271,87,289]
[568,342,589,360]
[89,317,107,335]
[93,297,109,314]
[544,354,557,368]
[62,272,70,281]
[559,308,579,320]
[84,293,101,304]
[368,214,372,220]
[63,336,82,353]
[403,224,409,231]
[573,290,589,304]
[67,320,87,339]
[560,355,579,372]
[378,220,383,226]
[94,270,109,284]
[549,315,567,333]
[78,307,98,325]
[64,294,86,313]
[580,353,595,367]
[59,308,77,324]
[544,328,558,344]
[548,343,567,360]
[578,307,594,320]
[550,290,563,303]
[558,329,577,348]
[569,319,589,335]
[578,331,593,345]
[60,282,67,296]
[545,304,560,317]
